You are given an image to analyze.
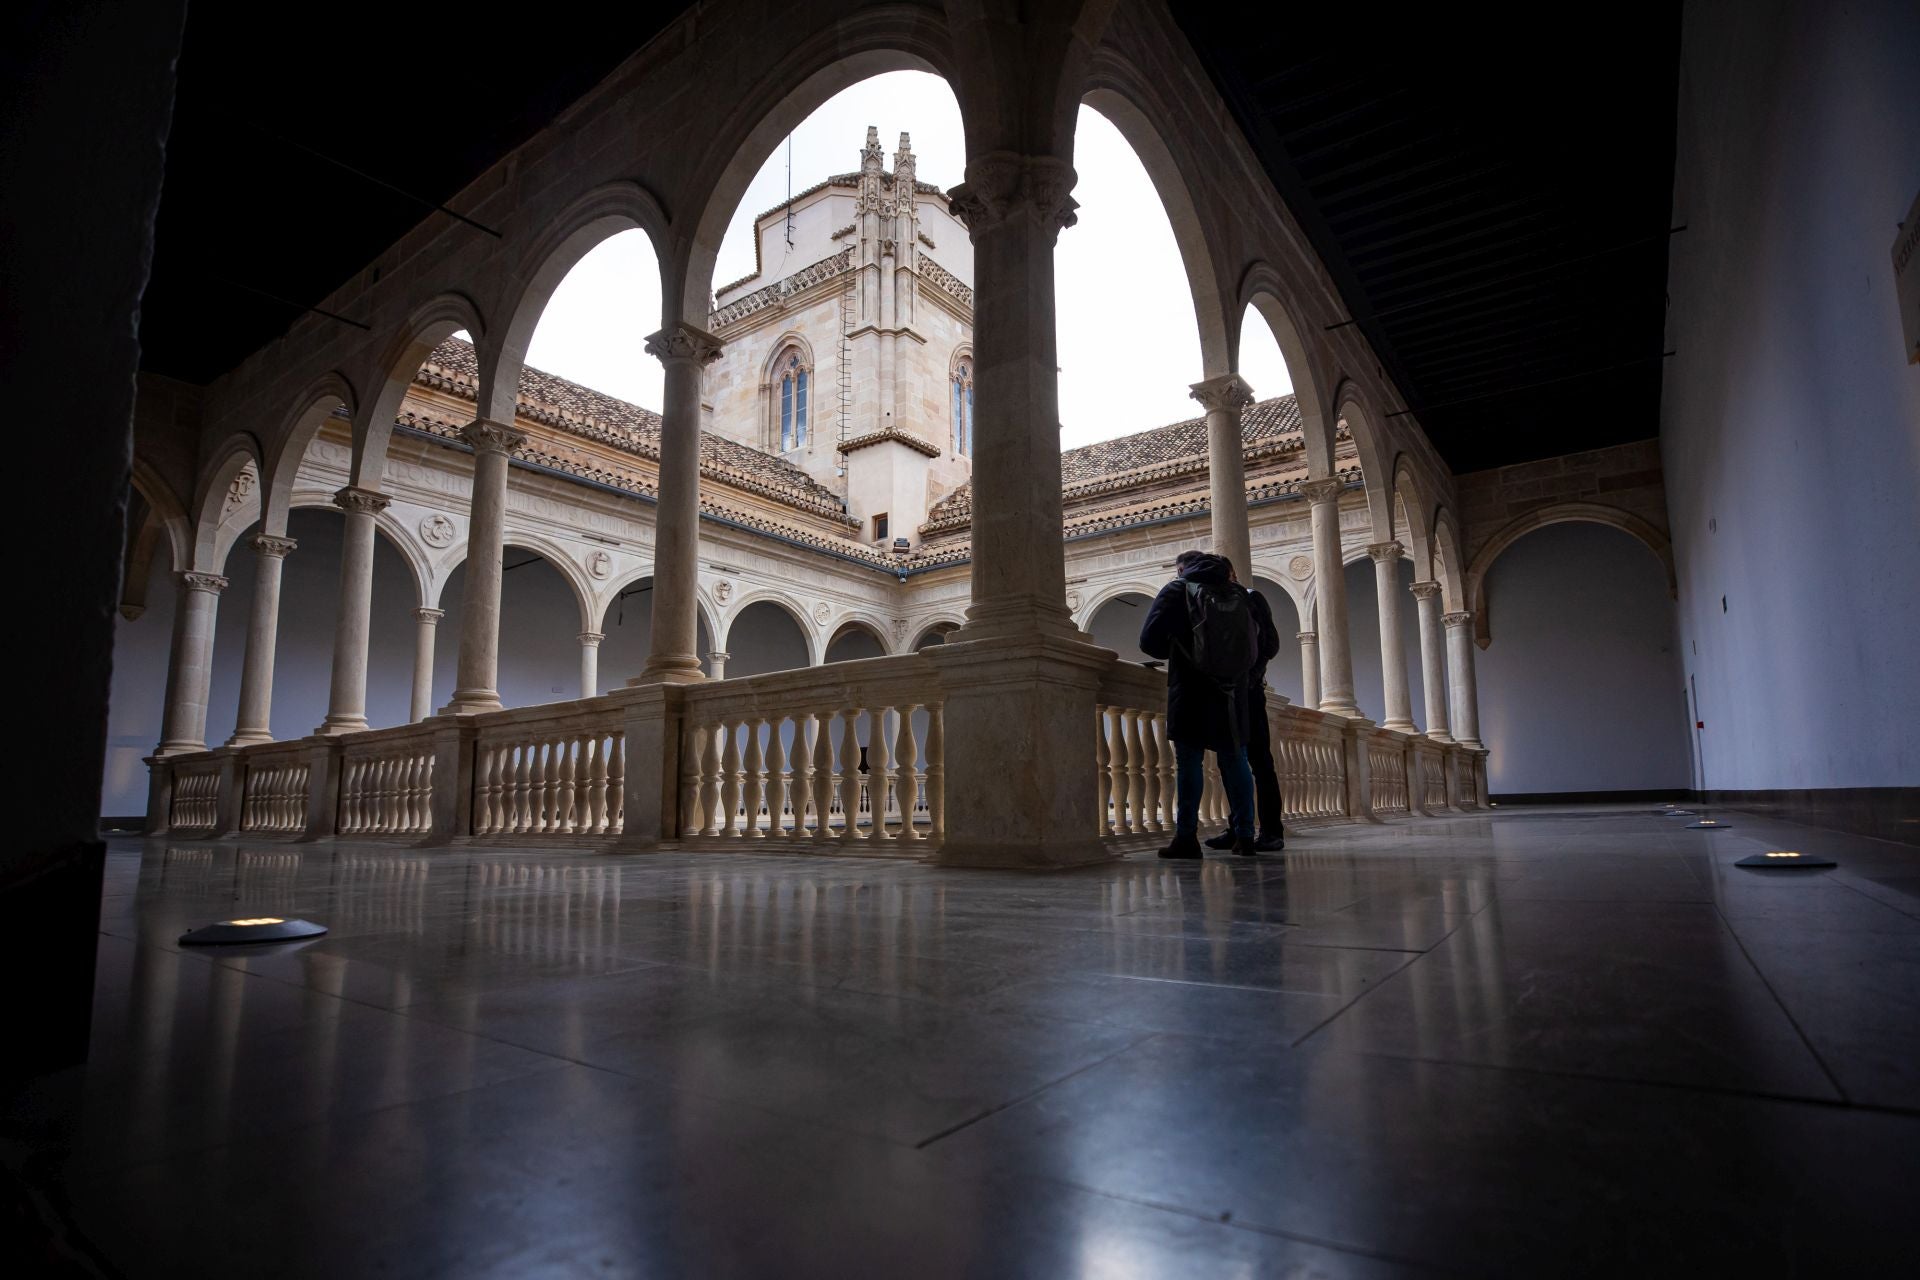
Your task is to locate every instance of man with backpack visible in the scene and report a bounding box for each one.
[1137,550,1261,858]
[1205,563,1286,852]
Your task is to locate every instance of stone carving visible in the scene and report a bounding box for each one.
[1066,591,1082,612]
[1410,580,1443,601]
[419,514,456,548]
[586,550,612,580]
[1289,555,1313,580]
[947,153,1078,237]
[332,486,391,516]
[813,602,832,626]
[179,571,228,594]
[250,534,297,559]
[1442,611,1475,628]
[461,419,527,456]
[644,323,724,366]
[413,607,445,624]
[1299,478,1345,505]
[892,618,909,644]
[1189,374,1256,413]
[1367,541,1405,563]
[714,579,734,603]
[222,468,256,517]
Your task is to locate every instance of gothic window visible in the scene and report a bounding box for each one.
[777,349,810,451]
[951,359,974,457]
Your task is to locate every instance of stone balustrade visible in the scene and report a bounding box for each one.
[141,649,1483,855]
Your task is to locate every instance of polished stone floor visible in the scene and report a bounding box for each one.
[7,805,1919,1277]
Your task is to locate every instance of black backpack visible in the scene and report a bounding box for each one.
[1181,580,1257,683]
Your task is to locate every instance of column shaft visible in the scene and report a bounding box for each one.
[1412,583,1452,742]
[1304,479,1358,716]
[637,325,722,683]
[1370,542,1416,731]
[444,421,526,714]
[228,535,295,745]
[1296,631,1321,712]
[707,650,729,681]
[157,571,226,754]
[579,631,603,699]
[319,487,389,734]
[1192,374,1255,577]
[411,607,443,723]
[1444,611,1483,749]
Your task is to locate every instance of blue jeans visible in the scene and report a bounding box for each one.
[1174,741,1256,840]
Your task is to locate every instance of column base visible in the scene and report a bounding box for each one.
[934,835,1116,871]
[951,596,1085,647]
[1423,730,1455,745]
[1457,738,1485,751]
[315,716,369,736]
[1381,719,1418,734]
[630,656,705,686]
[439,690,503,716]
[225,729,273,748]
[1316,701,1361,719]
[153,740,206,757]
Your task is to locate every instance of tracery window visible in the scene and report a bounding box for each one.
[951,359,974,457]
[777,349,810,451]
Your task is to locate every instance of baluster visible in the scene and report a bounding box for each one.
[1139,715,1161,833]
[679,721,704,837]
[896,705,920,840]
[720,722,744,837]
[766,717,788,840]
[505,743,525,833]
[791,715,815,839]
[847,706,872,840]
[865,708,891,842]
[337,760,354,834]
[925,703,946,842]
[582,736,604,834]
[746,718,767,838]
[700,721,725,837]
[1120,709,1144,835]
[369,757,389,833]
[1095,706,1113,837]
[606,734,625,834]
[473,745,493,835]
[559,737,579,833]
[399,755,418,833]
[815,710,838,841]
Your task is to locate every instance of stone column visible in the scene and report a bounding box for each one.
[1368,541,1416,732]
[579,631,604,699]
[1190,373,1256,576]
[410,607,443,723]
[156,571,227,754]
[442,420,527,714]
[1444,610,1483,749]
[1411,582,1452,743]
[226,534,296,746]
[707,650,729,681]
[636,324,723,683]
[317,486,390,734]
[1296,631,1321,709]
[1302,478,1359,717]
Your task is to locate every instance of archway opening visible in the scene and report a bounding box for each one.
[597,577,713,689]
[1086,592,1155,664]
[825,621,887,664]
[1248,575,1305,705]
[436,546,586,709]
[727,601,813,677]
[912,621,958,651]
[1340,553,1425,731]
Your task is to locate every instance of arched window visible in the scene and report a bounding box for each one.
[777,349,810,451]
[951,359,974,457]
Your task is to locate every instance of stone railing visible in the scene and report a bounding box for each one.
[676,653,943,852]
[140,652,1483,858]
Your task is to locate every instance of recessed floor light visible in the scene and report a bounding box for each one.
[1686,820,1730,829]
[180,917,328,946]
[1734,850,1836,869]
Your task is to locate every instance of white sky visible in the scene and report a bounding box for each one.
[521,71,1293,448]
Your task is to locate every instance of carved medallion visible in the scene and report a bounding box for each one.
[714,579,734,603]
[1289,554,1313,580]
[586,550,612,580]
[1066,591,1082,612]
[813,602,832,626]
[419,514,456,548]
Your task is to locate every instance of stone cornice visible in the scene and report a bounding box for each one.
[332,486,391,515]
[916,255,973,310]
[249,534,297,558]
[708,248,853,330]
[837,427,943,459]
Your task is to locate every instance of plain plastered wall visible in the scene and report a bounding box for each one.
[1662,0,1920,790]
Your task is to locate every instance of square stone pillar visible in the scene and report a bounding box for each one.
[299,737,341,841]
[1341,718,1381,823]
[425,716,477,843]
[612,683,686,849]
[926,635,1116,870]
[142,755,173,835]
[211,749,244,837]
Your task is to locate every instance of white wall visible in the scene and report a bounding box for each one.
[726,601,812,676]
[1248,578,1304,706]
[101,548,178,818]
[1087,594,1154,664]
[1478,523,1691,795]
[1662,0,1920,791]
[434,549,587,711]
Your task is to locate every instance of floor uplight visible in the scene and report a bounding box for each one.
[179,917,329,945]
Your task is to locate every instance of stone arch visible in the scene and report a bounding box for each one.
[1467,502,1676,648]
[432,533,599,634]
[910,617,963,650]
[131,455,192,573]
[1245,562,1310,632]
[760,331,819,452]
[593,570,719,662]
[1075,579,1162,630]
[724,589,819,664]
[481,181,670,424]
[673,25,956,321]
[724,595,816,675]
[261,372,355,538]
[1389,452,1436,578]
[825,616,890,664]
[286,491,432,612]
[352,291,486,490]
[1334,378,1397,542]
[1432,507,1467,615]
[1081,72,1232,376]
[1083,587,1157,663]
[1237,262,1333,476]
[190,436,265,572]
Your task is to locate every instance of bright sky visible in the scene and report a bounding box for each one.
[521,71,1293,448]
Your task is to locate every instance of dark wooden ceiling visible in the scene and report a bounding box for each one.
[1173,5,1683,474]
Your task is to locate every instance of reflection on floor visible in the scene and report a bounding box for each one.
[8,806,1919,1276]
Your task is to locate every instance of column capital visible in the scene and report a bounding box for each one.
[1299,477,1345,506]
[1296,631,1317,643]
[1442,610,1475,629]
[644,323,724,367]
[1410,580,1442,600]
[706,650,730,662]
[414,607,445,624]
[249,534,297,558]
[947,153,1079,238]
[178,571,228,595]
[1366,540,1405,563]
[1189,373,1256,413]
[332,485,390,516]
[461,418,528,456]
[579,631,606,647]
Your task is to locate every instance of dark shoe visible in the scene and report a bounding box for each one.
[1232,836,1259,856]
[1157,837,1204,860]
[1203,830,1236,850]
[1253,833,1286,852]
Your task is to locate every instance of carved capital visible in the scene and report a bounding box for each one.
[1189,373,1256,413]
[947,153,1078,239]
[249,534,297,559]
[1366,541,1404,563]
[578,631,605,647]
[414,607,445,625]
[332,485,390,516]
[461,418,527,456]
[707,650,731,662]
[179,571,228,595]
[1409,580,1442,601]
[1295,631,1317,644]
[1299,478,1345,506]
[1442,610,1474,629]
[644,323,724,367]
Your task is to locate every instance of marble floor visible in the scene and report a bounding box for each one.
[7,805,1919,1277]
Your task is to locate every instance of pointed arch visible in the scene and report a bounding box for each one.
[1467,503,1676,648]
[352,291,486,490]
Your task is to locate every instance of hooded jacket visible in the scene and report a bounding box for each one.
[1137,553,1262,751]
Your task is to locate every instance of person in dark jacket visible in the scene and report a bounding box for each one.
[1137,550,1258,858]
[1206,564,1286,851]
